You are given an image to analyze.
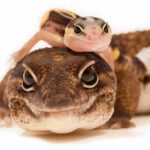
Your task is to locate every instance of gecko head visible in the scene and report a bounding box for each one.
[6,48,116,133]
[64,17,112,53]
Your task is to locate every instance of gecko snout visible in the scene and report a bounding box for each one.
[86,26,102,41]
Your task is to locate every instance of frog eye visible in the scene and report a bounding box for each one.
[79,61,99,88]
[22,64,38,92]
[74,24,84,34]
[102,23,109,33]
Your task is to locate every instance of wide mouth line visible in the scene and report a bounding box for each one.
[23,96,97,115]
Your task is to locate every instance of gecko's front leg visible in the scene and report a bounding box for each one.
[11,9,76,66]
[11,30,65,66]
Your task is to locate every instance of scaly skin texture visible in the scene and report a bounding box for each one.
[11,9,112,68]
[5,48,116,133]
[105,55,146,129]
[0,47,148,132]
[111,30,150,87]
[111,30,150,57]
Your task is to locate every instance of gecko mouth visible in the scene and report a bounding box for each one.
[69,35,102,44]
[64,34,111,52]
[71,34,111,44]
[23,95,97,117]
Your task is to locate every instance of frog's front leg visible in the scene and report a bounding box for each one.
[0,70,12,127]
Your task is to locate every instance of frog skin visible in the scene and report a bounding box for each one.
[0,47,149,133]
[3,48,116,133]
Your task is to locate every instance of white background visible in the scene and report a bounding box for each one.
[0,0,150,150]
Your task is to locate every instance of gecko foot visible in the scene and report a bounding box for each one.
[99,118,135,129]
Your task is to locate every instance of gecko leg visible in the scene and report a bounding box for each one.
[99,117,135,129]
[11,30,65,66]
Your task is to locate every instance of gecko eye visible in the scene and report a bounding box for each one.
[22,69,36,92]
[102,23,109,33]
[79,61,99,88]
[74,24,83,34]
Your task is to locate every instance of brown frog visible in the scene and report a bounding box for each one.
[0,46,149,133]
[1,48,116,133]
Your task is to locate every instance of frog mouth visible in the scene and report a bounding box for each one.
[23,96,97,117]
[9,92,115,133]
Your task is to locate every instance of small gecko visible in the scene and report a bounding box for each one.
[11,9,113,68]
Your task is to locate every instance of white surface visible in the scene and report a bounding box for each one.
[0,116,150,150]
[0,0,150,150]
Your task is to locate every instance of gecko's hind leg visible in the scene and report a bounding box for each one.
[100,117,135,129]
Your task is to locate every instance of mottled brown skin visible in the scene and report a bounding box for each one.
[102,55,146,129]
[115,56,146,118]
[110,29,150,127]
[0,46,148,131]
[111,30,150,87]
[1,48,117,132]
[111,30,150,57]
[2,29,150,130]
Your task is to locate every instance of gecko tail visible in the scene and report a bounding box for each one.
[136,46,150,74]
[111,30,150,57]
